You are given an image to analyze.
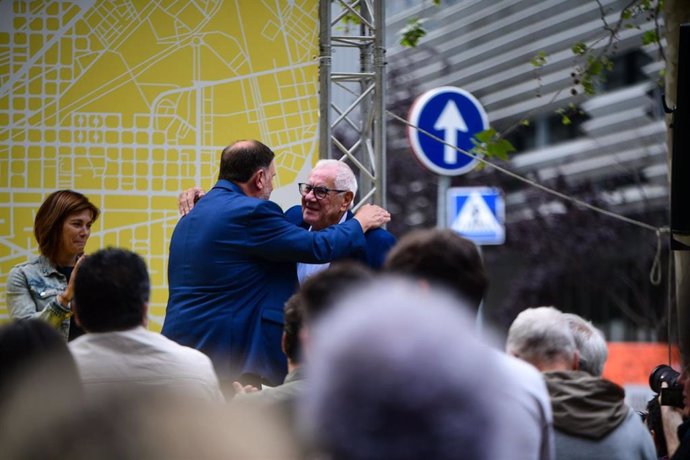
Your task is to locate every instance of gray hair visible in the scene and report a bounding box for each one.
[505,306,576,370]
[563,313,608,376]
[300,277,502,460]
[313,159,358,202]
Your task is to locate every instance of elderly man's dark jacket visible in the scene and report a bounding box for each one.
[284,205,396,269]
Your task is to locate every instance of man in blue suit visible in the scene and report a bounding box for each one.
[162,140,390,387]
[179,160,396,278]
[283,159,396,284]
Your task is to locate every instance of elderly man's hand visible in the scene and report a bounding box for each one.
[354,204,391,232]
[178,187,205,216]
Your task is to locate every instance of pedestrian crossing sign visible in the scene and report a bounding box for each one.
[447,187,505,245]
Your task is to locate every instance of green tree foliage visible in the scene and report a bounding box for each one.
[399,19,428,48]
[470,128,516,165]
[399,0,442,48]
[533,0,664,97]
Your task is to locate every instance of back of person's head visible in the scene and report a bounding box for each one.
[73,248,150,333]
[384,228,488,310]
[283,294,304,365]
[0,390,299,460]
[34,190,100,264]
[218,139,274,183]
[562,313,608,376]
[300,277,502,460]
[505,306,576,371]
[299,261,373,323]
[0,320,79,397]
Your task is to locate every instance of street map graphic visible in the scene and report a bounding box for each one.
[0,0,320,328]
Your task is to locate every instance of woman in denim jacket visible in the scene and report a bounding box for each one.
[6,190,99,341]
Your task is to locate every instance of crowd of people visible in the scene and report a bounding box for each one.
[2,139,687,459]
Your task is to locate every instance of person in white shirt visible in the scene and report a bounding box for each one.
[69,247,223,402]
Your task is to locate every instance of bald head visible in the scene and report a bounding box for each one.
[218,140,274,184]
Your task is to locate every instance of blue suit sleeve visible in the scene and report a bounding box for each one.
[284,205,305,226]
[365,229,397,269]
[244,200,367,263]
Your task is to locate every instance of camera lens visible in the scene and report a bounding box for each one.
[649,364,680,393]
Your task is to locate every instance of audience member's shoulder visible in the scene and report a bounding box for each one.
[155,332,215,362]
[493,350,549,392]
[7,256,40,274]
[500,352,543,378]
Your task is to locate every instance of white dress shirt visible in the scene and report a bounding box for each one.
[69,326,224,402]
[297,213,347,285]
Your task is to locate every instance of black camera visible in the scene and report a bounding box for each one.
[649,364,684,408]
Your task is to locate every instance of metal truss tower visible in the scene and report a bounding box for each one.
[319,0,386,208]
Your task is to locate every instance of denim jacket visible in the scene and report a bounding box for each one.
[6,255,71,339]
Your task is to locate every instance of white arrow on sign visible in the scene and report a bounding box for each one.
[433,100,468,164]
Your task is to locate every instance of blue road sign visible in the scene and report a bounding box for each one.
[408,86,489,176]
[447,187,505,245]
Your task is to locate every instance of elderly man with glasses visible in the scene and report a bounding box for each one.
[285,160,395,283]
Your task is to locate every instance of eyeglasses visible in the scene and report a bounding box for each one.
[298,183,348,200]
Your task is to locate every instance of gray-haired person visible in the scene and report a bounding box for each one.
[562,312,608,377]
[507,306,656,460]
[301,278,505,460]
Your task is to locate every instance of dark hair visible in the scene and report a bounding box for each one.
[34,190,100,265]
[644,396,667,457]
[218,140,275,183]
[282,294,303,364]
[73,248,150,332]
[384,229,488,310]
[299,261,373,323]
[0,319,79,395]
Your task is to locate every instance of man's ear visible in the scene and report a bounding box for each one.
[341,191,354,211]
[253,168,265,191]
[142,302,149,327]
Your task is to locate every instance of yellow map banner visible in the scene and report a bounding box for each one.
[0,0,320,329]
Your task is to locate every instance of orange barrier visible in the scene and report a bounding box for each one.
[603,342,680,387]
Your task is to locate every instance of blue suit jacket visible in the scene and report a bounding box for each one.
[284,205,396,269]
[162,180,367,385]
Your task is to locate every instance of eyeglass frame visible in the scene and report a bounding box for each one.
[298,183,349,200]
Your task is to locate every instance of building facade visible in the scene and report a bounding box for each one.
[384,0,668,340]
